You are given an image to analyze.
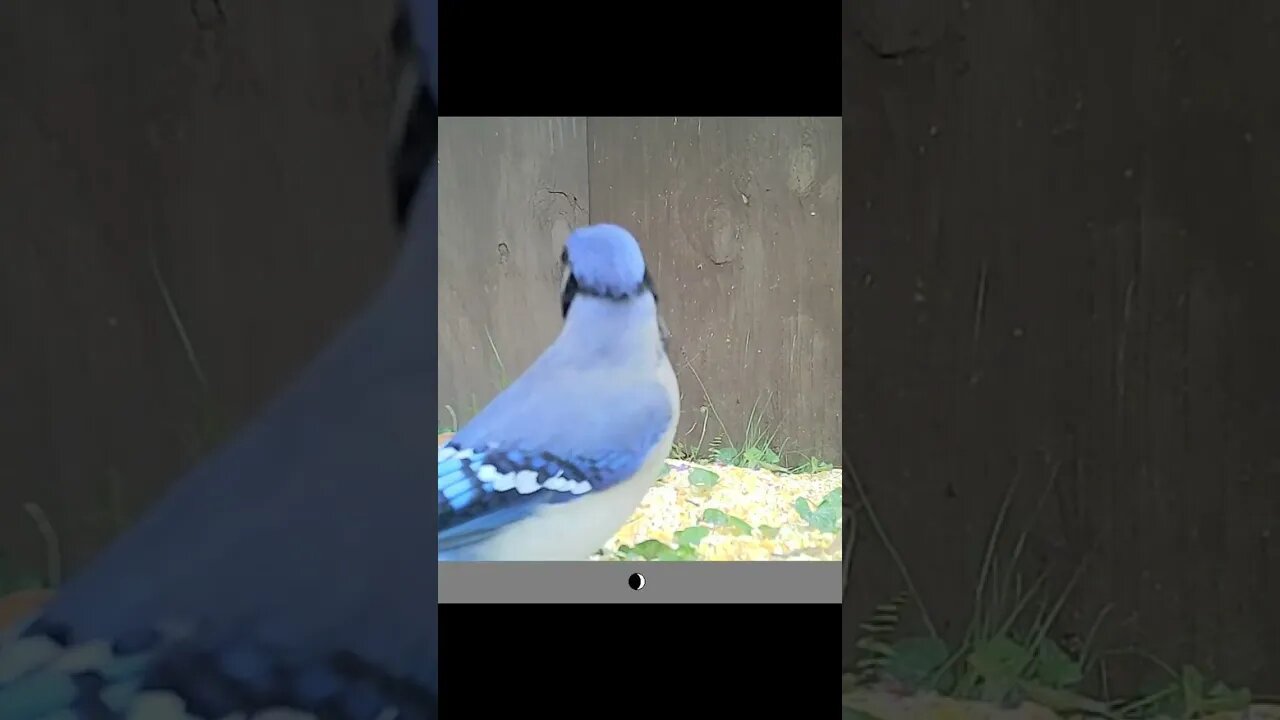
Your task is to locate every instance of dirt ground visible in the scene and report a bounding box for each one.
[843,686,1280,720]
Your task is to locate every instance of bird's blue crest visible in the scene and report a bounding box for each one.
[564,224,648,296]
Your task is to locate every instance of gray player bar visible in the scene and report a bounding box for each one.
[438,561,841,603]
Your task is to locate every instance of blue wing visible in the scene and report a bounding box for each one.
[437,443,655,551]
[0,618,436,719]
[436,375,673,552]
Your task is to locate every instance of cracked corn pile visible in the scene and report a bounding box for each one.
[595,460,843,561]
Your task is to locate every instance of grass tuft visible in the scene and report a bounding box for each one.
[843,458,1257,720]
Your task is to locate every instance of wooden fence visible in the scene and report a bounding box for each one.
[845,0,1280,692]
[437,117,843,462]
[0,0,402,580]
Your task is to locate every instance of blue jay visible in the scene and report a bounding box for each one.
[438,223,680,561]
[0,1,438,717]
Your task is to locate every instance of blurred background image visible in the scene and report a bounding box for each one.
[0,2,404,625]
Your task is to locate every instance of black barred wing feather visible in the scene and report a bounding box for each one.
[0,618,435,719]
